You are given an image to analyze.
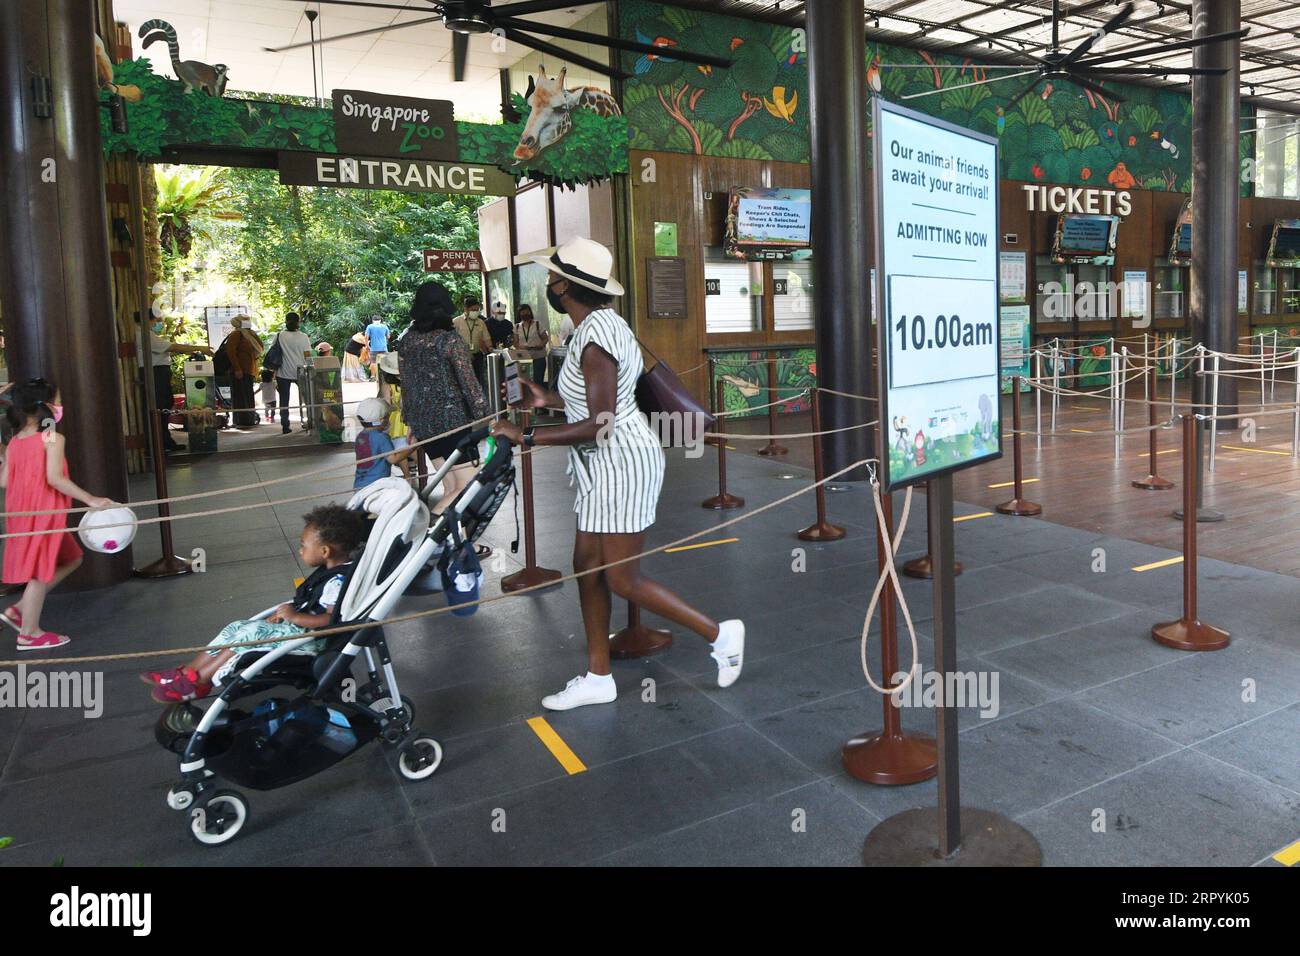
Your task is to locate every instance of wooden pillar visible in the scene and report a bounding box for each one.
[0,0,131,587]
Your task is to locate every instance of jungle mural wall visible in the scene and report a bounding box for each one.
[619,0,1254,195]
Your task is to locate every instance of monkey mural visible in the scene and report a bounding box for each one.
[138,20,228,96]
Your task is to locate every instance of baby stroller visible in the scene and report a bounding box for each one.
[156,427,515,846]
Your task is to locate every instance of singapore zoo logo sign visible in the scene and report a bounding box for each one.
[333,89,459,162]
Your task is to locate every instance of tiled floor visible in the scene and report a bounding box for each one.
[0,436,1297,867]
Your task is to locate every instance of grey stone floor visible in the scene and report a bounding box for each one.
[0,440,1297,867]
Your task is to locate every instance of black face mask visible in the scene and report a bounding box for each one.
[545,282,567,315]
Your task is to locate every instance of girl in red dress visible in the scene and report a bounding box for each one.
[1,379,113,650]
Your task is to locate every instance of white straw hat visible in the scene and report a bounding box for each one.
[529,237,624,297]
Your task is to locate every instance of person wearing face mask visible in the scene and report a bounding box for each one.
[490,238,745,712]
[453,295,493,389]
[148,316,211,453]
[1,378,114,651]
[512,303,549,387]
[486,301,514,350]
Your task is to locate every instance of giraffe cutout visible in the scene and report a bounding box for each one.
[513,63,622,164]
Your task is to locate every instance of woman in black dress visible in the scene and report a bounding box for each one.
[397,282,487,515]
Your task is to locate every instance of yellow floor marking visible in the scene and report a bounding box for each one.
[527,717,587,775]
[1137,449,1177,458]
[666,537,740,554]
[1132,556,1184,573]
[726,445,737,451]
[953,512,993,523]
[1220,444,1291,457]
[987,478,1040,489]
[293,577,305,587]
[1069,428,1094,434]
[1273,838,1300,866]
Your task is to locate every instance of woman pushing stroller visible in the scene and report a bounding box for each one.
[142,504,368,703]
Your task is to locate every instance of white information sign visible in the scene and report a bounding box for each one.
[999,251,1027,302]
[875,100,1001,489]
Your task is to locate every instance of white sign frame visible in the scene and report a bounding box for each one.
[874,98,1003,491]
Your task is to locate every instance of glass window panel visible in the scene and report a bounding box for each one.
[773,259,814,332]
[705,247,763,334]
[1281,267,1300,315]
[1153,259,1186,320]
[1255,261,1277,314]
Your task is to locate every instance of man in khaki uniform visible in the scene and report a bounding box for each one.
[453,294,492,388]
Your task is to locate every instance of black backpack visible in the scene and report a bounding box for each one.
[213,335,233,377]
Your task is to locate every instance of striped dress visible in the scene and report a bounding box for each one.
[556,308,665,534]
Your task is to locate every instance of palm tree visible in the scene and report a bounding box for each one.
[154,165,231,260]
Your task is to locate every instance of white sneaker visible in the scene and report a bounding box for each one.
[711,620,745,688]
[542,672,617,711]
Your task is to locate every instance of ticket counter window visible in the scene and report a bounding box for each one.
[1035,259,1113,324]
[704,247,763,334]
[1279,266,1300,314]
[773,260,815,332]
[1153,259,1186,320]
[1255,261,1278,315]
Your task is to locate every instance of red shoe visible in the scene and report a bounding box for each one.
[2,606,22,631]
[16,632,70,651]
[140,666,189,686]
[151,671,212,703]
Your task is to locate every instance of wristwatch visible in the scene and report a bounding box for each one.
[523,427,537,448]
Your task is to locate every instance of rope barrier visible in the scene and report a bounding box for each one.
[0,456,878,668]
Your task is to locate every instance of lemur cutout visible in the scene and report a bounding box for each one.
[138,19,228,96]
[513,64,620,164]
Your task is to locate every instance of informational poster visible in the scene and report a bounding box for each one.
[724,187,812,260]
[654,221,679,257]
[1000,305,1031,393]
[1123,270,1149,320]
[1239,270,1249,314]
[874,99,1001,489]
[999,251,1027,303]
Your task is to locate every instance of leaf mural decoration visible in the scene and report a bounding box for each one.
[1019,95,1054,128]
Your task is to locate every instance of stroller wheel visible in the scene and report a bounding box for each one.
[166,787,195,811]
[398,736,443,781]
[189,790,249,847]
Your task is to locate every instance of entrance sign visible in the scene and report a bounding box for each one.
[332,90,458,161]
[278,152,516,197]
[874,99,1001,490]
[423,250,484,272]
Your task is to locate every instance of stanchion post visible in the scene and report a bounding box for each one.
[1292,347,1299,459]
[133,408,193,578]
[757,355,788,457]
[843,487,937,785]
[902,480,963,579]
[797,389,845,541]
[1034,351,1042,450]
[609,599,673,659]
[1133,364,1174,491]
[501,410,563,594]
[995,376,1042,517]
[702,379,744,510]
[1208,353,1220,472]
[1152,414,1229,652]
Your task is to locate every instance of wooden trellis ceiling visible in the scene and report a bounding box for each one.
[670,1,1300,108]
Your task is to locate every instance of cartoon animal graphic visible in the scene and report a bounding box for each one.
[978,394,993,441]
[138,19,228,96]
[1108,161,1137,190]
[866,55,881,94]
[913,429,927,467]
[94,33,142,102]
[1160,138,1179,160]
[513,65,621,164]
[892,415,910,454]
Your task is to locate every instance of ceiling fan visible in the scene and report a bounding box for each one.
[899,1,1248,108]
[266,0,733,83]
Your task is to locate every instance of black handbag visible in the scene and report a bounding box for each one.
[633,337,714,447]
[262,332,285,373]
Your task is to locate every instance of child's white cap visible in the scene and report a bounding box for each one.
[357,397,390,426]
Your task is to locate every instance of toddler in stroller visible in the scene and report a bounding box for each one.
[141,504,368,703]
[155,427,516,846]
